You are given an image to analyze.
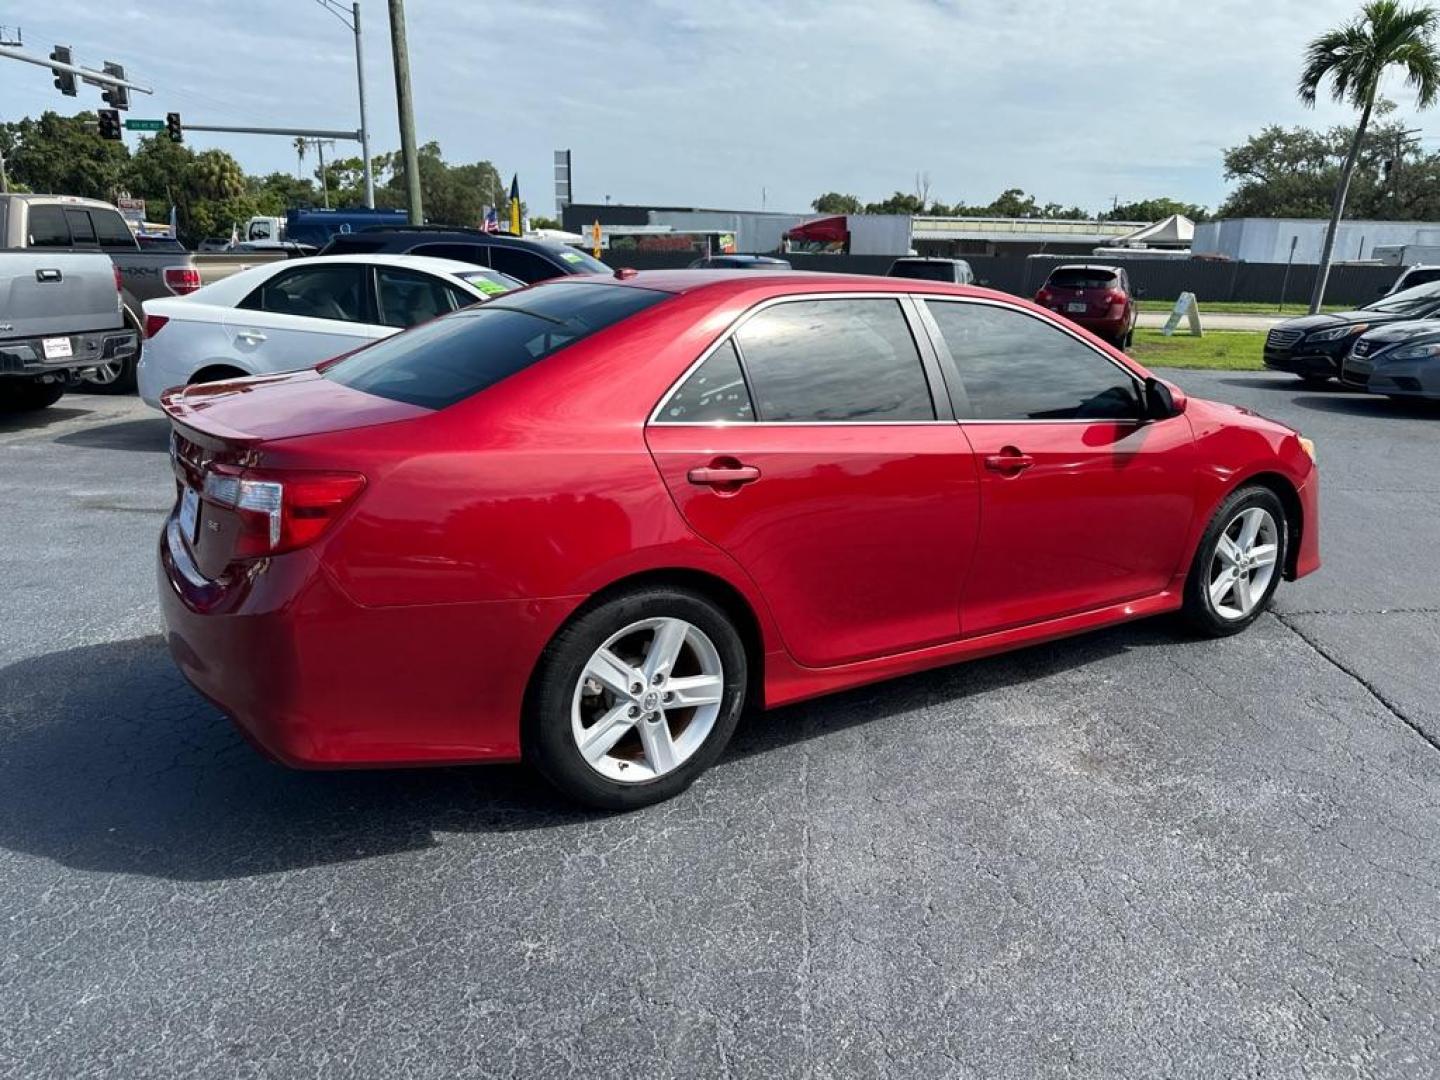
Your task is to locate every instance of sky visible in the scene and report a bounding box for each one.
[3,0,1436,216]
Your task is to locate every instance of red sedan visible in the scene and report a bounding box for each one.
[158,271,1320,808]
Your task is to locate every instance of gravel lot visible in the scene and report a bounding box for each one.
[2,375,1438,1079]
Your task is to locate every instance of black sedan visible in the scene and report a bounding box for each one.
[1341,320,1440,401]
[1264,281,1440,383]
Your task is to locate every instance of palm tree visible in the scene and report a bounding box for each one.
[1302,1,1440,313]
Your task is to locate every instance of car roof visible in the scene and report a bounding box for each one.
[1050,263,1123,273]
[545,268,1009,300]
[335,227,573,253]
[268,253,496,274]
[892,256,966,263]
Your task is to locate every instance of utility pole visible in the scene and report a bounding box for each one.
[1390,127,1422,208]
[311,0,375,208]
[386,0,423,223]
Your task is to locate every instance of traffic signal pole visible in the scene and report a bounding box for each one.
[0,44,152,97]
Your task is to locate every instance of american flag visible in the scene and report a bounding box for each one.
[481,207,499,234]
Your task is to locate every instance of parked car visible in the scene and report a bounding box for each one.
[1341,320,1440,400]
[320,227,610,283]
[197,237,234,253]
[0,194,202,394]
[0,250,137,411]
[156,271,1320,809]
[888,257,975,284]
[687,255,792,270]
[1264,279,1440,383]
[1034,264,1138,349]
[1385,264,1440,296]
[138,254,520,406]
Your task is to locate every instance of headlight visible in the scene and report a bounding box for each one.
[1307,323,1369,343]
[1388,341,1440,362]
[1298,436,1316,462]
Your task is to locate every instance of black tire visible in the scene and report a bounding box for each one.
[0,381,66,412]
[1181,485,1288,637]
[525,588,748,810]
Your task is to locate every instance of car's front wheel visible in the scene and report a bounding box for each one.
[1181,486,1288,636]
[525,588,748,809]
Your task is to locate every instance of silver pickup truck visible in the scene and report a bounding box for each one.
[0,251,137,411]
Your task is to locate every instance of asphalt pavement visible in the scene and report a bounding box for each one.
[2,375,1438,1079]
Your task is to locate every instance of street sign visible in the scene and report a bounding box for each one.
[123,118,164,131]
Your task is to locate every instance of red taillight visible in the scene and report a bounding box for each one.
[201,466,366,558]
[144,313,170,338]
[113,264,123,293]
[164,266,202,295]
[1036,288,1053,305]
[1106,290,1127,306]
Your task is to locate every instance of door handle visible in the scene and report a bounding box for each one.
[687,462,761,488]
[983,449,1035,475]
[35,268,62,283]
[235,330,267,344]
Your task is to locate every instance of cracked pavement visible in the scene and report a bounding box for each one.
[1,375,1438,1078]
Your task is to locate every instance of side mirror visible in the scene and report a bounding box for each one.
[1144,376,1186,420]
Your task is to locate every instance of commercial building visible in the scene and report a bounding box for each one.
[1193,217,1440,264]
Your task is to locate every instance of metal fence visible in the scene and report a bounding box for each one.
[595,250,1401,306]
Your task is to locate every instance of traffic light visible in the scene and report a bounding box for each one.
[100,62,129,110]
[49,46,76,97]
[166,112,183,144]
[97,109,122,141]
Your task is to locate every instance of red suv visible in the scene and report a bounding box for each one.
[1036,264,1138,349]
[158,271,1318,808]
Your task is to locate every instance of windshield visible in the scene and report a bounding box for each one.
[324,282,668,409]
[1364,279,1440,314]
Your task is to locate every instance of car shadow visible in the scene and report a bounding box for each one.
[1291,394,1440,420]
[0,406,95,432]
[54,416,171,452]
[0,624,1163,882]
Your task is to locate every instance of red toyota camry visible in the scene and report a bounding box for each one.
[158,271,1320,808]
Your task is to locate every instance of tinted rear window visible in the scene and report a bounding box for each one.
[1048,269,1120,290]
[324,282,668,409]
[890,261,957,282]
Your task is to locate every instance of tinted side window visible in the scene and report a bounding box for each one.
[239,265,367,322]
[64,209,97,245]
[926,301,1141,421]
[27,205,70,247]
[735,298,934,422]
[488,247,562,284]
[658,341,754,423]
[93,209,137,248]
[376,266,460,327]
[413,242,490,266]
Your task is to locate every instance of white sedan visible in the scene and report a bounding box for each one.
[137,254,521,407]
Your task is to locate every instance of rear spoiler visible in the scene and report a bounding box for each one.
[159,384,263,451]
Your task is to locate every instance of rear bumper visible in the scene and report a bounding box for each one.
[1053,311,1128,338]
[0,329,136,377]
[158,515,581,767]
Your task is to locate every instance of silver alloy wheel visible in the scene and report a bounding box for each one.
[1208,506,1280,620]
[571,617,725,784]
[82,361,124,385]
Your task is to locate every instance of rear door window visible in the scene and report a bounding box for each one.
[734,298,935,422]
[413,242,490,266]
[239,265,368,322]
[325,282,669,409]
[26,205,71,247]
[93,209,138,248]
[657,341,754,423]
[488,247,563,283]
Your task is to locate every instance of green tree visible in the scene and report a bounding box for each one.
[863,191,926,215]
[376,142,505,225]
[0,111,129,199]
[1299,0,1440,311]
[251,171,318,216]
[1104,197,1209,222]
[810,192,863,214]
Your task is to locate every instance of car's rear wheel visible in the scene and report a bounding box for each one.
[525,588,748,810]
[1181,486,1288,637]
